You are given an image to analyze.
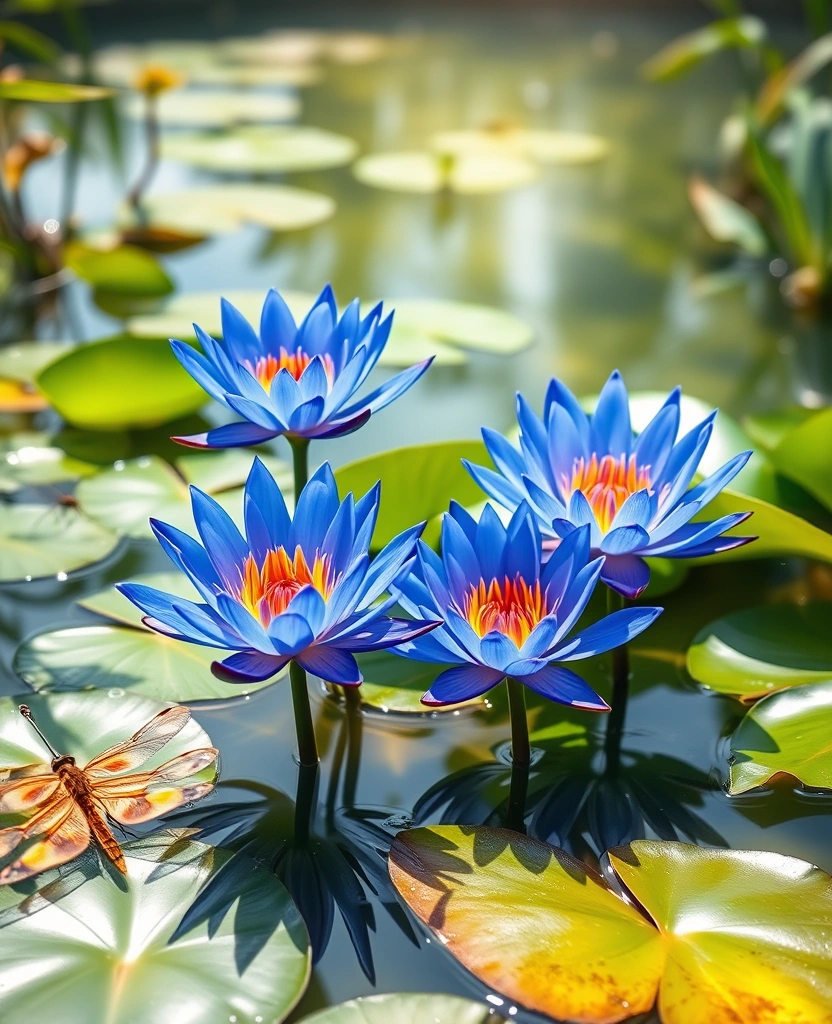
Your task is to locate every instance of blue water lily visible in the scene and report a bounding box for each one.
[170,285,433,448]
[464,371,755,598]
[117,459,439,686]
[392,501,662,707]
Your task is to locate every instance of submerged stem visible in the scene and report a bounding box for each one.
[506,677,531,767]
[604,588,630,776]
[290,660,319,766]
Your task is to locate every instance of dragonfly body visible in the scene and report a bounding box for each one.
[0,705,218,884]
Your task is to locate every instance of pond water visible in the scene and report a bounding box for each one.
[1,6,830,1022]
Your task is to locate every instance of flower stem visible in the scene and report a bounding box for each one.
[604,588,629,777]
[506,677,531,767]
[290,436,310,496]
[290,660,319,766]
[506,756,530,834]
[128,94,160,213]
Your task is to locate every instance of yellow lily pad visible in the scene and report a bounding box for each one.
[431,127,611,165]
[125,88,300,127]
[162,125,358,173]
[353,150,539,194]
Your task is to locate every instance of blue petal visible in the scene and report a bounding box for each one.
[288,396,326,434]
[323,554,369,630]
[295,645,361,685]
[304,408,371,439]
[441,514,480,586]
[296,290,336,356]
[322,350,365,415]
[610,490,654,531]
[216,593,273,651]
[600,525,650,555]
[448,500,479,546]
[221,297,261,364]
[352,483,380,554]
[479,631,518,671]
[225,393,285,431]
[148,518,221,604]
[116,583,225,647]
[321,493,356,574]
[590,370,632,457]
[474,503,507,581]
[268,612,316,656]
[516,393,554,489]
[518,615,560,659]
[685,450,753,507]
[599,555,650,598]
[552,557,605,642]
[190,486,249,590]
[286,585,327,636]
[422,664,504,706]
[269,368,302,422]
[336,358,433,420]
[543,377,590,450]
[170,341,230,407]
[644,512,752,556]
[244,457,292,562]
[504,503,540,581]
[463,460,526,513]
[482,427,527,486]
[329,616,441,652]
[541,523,591,599]
[521,664,609,710]
[665,534,756,557]
[290,462,340,553]
[172,600,240,647]
[173,422,279,449]
[552,607,662,661]
[260,288,297,354]
[654,415,715,512]
[358,523,423,607]
[633,394,680,479]
[212,650,288,684]
[522,476,566,527]
[547,403,586,498]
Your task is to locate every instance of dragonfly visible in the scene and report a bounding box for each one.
[0,704,218,884]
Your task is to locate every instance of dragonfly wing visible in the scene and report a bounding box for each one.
[0,762,52,784]
[92,748,219,799]
[84,706,191,776]
[101,783,215,826]
[0,774,61,814]
[0,799,91,885]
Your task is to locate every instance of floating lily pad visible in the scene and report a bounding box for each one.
[76,451,292,539]
[356,651,484,714]
[37,337,208,430]
[334,440,489,549]
[162,125,358,173]
[431,128,611,165]
[742,407,814,453]
[0,378,47,412]
[300,994,497,1023]
[1,436,96,493]
[768,406,832,513]
[389,299,534,354]
[353,150,539,194]
[687,603,832,701]
[136,184,335,236]
[729,680,832,793]
[125,290,467,367]
[0,341,74,383]
[64,241,174,299]
[78,572,199,628]
[126,88,299,127]
[188,64,323,88]
[390,827,832,1024]
[0,504,119,583]
[14,622,278,703]
[0,829,310,1024]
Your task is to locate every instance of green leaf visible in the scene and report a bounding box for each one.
[14,622,280,702]
[389,298,534,355]
[729,680,832,792]
[300,994,497,1023]
[76,452,291,539]
[0,504,119,582]
[0,341,74,383]
[0,824,310,1023]
[0,79,113,102]
[162,125,358,173]
[353,150,538,194]
[642,557,689,598]
[390,826,832,1023]
[126,88,299,127]
[768,406,832,512]
[37,337,208,430]
[431,128,609,165]
[335,441,489,549]
[759,32,832,122]
[355,651,486,713]
[742,407,814,452]
[133,184,335,236]
[747,130,816,269]
[688,176,768,256]
[687,603,832,700]
[65,241,174,298]
[642,16,767,82]
[0,21,61,64]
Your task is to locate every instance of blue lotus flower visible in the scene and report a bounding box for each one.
[170,286,433,448]
[392,502,662,707]
[464,371,755,599]
[116,459,439,685]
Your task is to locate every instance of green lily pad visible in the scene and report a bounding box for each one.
[0,828,310,1024]
[334,440,489,549]
[0,504,119,583]
[728,680,832,793]
[135,184,335,236]
[78,572,199,628]
[355,651,485,714]
[742,407,814,453]
[124,290,467,367]
[431,128,610,165]
[37,337,208,430]
[389,298,534,355]
[1,441,95,493]
[126,88,299,127]
[0,689,213,772]
[14,623,277,702]
[390,826,832,1024]
[64,241,174,298]
[300,994,497,1023]
[768,406,832,513]
[76,451,292,539]
[687,603,832,701]
[162,125,358,173]
[353,150,539,194]
[0,341,74,383]
[0,79,112,102]
[688,176,768,257]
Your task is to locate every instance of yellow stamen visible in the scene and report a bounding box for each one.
[237,546,334,626]
[562,453,652,533]
[464,575,548,647]
[245,347,336,390]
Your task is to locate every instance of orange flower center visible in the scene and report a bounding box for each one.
[245,347,336,389]
[463,575,548,647]
[561,453,652,533]
[237,546,335,626]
